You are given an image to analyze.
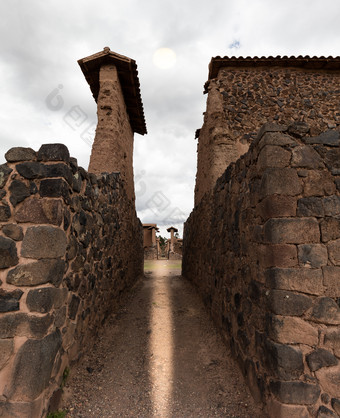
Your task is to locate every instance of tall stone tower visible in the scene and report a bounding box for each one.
[78,47,147,201]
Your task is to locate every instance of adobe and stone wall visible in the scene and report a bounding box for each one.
[195,64,340,205]
[183,123,340,417]
[0,144,143,417]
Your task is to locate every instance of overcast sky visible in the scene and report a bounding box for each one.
[0,0,339,237]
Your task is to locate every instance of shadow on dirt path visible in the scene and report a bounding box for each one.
[63,260,265,417]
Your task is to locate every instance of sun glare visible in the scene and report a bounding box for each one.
[153,48,177,69]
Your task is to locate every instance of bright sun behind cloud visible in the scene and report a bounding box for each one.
[153,48,177,69]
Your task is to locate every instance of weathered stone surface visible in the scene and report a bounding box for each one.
[68,294,80,320]
[298,244,328,268]
[303,170,336,197]
[5,147,37,162]
[264,218,320,244]
[305,130,340,147]
[306,348,338,372]
[257,126,289,142]
[297,197,324,217]
[1,223,23,241]
[21,226,67,259]
[268,315,318,346]
[0,236,18,269]
[44,163,73,185]
[257,145,291,170]
[331,398,340,415]
[7,259,65,286]
[26,287,66,313]
[328,240,340,266]
[0,313,52,338]
[0,203,11,221]
[269,380,320,405]
[260,168,302,197]
[311,297,340,325]
[324,196,340,217]
[321,218,340,242]
[316,405,337,417]
[265,268,324,295]
[260,244,298,268]
[15,198,63,225]
[257,195,296,220]
[315,364,340,398]
[16,162,45,179]
[37,143,70,162]
[9,180,30,206]
[287,121,310,138]
[0,338,14,369]
[0,289,23,312]
[291,145,324,168]
[265,339,303,380]
[268,290,312,316]
[39,178,69,200]
[54,306,66,328]
[325,328,340,357]
[323,266,340,297]
[9,330,62,401]
[0,164,12,188]
[267,397,309,418]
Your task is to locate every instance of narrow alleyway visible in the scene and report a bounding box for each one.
[63,261,264,417]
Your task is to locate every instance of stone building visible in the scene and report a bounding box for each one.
[184,55,340,417]
[143,223,159,259]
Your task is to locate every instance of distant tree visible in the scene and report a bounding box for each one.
[158,235,167,250]
[174,232,180,239]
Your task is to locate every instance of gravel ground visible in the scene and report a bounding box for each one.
[62,260,266,417]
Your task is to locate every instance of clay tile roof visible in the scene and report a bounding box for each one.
[78,47,147,135]
[209,55,340,80]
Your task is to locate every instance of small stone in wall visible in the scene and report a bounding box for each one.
[0,236,18,268]
[306,348,338,372]
[316,405,337,417]
[1,224,23,241]
[305,130,340,147]
[311,297,340,325]
[26,288,67,313]
[0,289,23,312]
[0,338,13,370]
[37,143,70,162]
[0,204,11,222]
[16,162,45,179]
[0,164,12,188]
[5,147,37,162]
[39,178,69,200]
[68,295,80,320]
[331,398,340,416]
[9,180,30,207]
[21,226,67,259]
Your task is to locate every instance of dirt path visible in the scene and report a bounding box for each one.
[63,260,265,417]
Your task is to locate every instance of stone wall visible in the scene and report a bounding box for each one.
[0,144,143,417]
[195,64,340,205]
[183,124,340,417]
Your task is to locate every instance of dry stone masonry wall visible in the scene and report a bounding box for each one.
[183,123,340,417]
[0,144,143,417]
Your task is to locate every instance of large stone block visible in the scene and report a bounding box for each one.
[269,380,320,405]
[8,330,62,401]
[0,313,53,338]
[268,290,312,316]
[260,168,302,198]
[257,145,291,170]
[323,266,340,297]
[0,164,12,188]
[305,130,340,146]
[21,226,67,259]
[311,297,340,325]
[15,198,63,225]
[16,162,45,179]
[297,197,324,217]
[257,195,296,220]
[328,240,340,266]
[321,218,340,243]
[7,259,65,286]
[268,315,318,346]
[5,147,37,162]
[0,289,23,312]
[306,348,338,372]
[0,236,18,269]
[39,178,69,200]
[44,163,73,185]
[264,218,320,244]
[37,143,70,162]
[265,268,324,295]
[291,145,324,169]
[9,180,30,207]
[0,338,14,369]
[298,244,328,268]
[266,397,309,418]
[265,339,304,380]
[303,170,336,197]
[324,196,340,217]
[315,364,340,398]
[26,288,67,313]
[259,244,298,268]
